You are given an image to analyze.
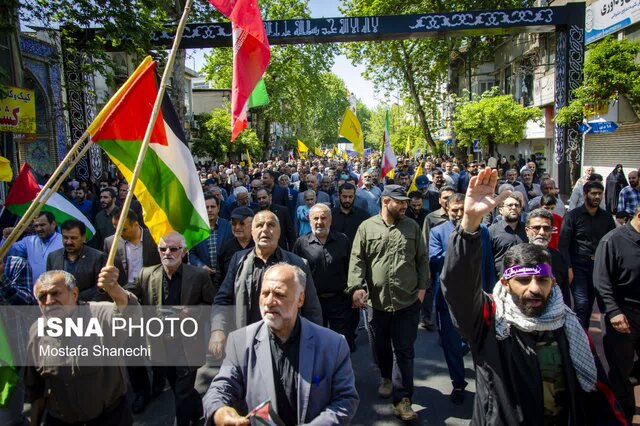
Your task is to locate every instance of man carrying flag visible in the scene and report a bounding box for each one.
[208,0,271,141]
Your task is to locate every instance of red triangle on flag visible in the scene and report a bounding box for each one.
[5,163,39,206]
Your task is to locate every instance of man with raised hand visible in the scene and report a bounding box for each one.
[440,168,624,425]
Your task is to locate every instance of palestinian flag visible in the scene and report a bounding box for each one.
[247,400,283,426]
[5,163,95,239]
[87,56,209,249]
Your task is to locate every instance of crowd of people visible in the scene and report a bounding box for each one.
[0,150,638,425]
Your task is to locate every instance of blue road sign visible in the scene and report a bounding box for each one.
[473,139,481,152]
[579,121,618,134]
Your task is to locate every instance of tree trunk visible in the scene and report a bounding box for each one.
[398,42,436,150]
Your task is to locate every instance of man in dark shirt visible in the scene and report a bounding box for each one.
[293,204,353,349]
[254,189,296,250]
[92,188,117,248]
[525,209,570,305]
[218,207,255,279]
[559,181,615,328]
[594,203,640,421]
[489,194,528,276]
[330,183,369,244]
[204,263,358,425]
[406,191,429,229]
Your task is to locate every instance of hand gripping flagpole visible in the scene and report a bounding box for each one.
[0,134,92,259]
[106,0,194,267]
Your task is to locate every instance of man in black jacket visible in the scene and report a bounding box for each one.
[254,189,296,250]
[440,168,624,426]
[595,203,640,421]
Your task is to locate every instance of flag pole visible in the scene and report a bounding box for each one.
[0,134,91,259]
[106,0,194,266]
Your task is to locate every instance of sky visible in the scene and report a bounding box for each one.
[187,0,380,108]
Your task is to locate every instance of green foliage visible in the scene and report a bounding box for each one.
[340,0,535,149]
[202,0,348,149]
[191,107,262,161]
[366,103,424,154]
[555,36,640,126]
[453,89,542,152]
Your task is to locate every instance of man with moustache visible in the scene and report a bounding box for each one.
[515,169,542,210]
[348,185,429,421]
[405,191,429,229]
[440,168,624,425]
[525,209,571,305]
[209,210,323,358]
[254,189,296,250]
[217,207,255,279]
[429,193,494,404]
[559,181,616,328]
[618,170,639,216]
[294,204,353,349]
[296,174,330,207]
[490,194,528,276]
[203,263,359,425]
[47,220,121,301]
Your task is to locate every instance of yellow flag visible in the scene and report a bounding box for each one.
[0,156,12,182]
[297,139,308,153]
[314,147,322,156]
[405,136,411,155]
[342,151,348,161]
[408,161,424,193]
[338,108,364,154]
[246,149,253,169]
[386,168,395,179]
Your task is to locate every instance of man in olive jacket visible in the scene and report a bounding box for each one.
[348,185,429,421]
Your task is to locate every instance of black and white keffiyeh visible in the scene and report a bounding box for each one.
[492,282,597,392]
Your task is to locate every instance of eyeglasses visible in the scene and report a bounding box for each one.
[158,246,183,253]
[502,203,521,209]
[527,225,557,233]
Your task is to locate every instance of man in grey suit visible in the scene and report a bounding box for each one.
[47,219,124,301]
[209,210,323,358]
[203,263,359,425]
[127,231,214,426]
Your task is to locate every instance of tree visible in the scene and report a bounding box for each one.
[366,104,424,154]
[340,0,535,151]
[191,106,262,161]
[555,36,640,126]
[453,88,542,155]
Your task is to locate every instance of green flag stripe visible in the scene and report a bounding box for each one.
[7,203,95,239]
[99,140,209,248]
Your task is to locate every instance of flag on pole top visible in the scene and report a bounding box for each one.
[6,163,95,239]
[381,111,397,178]
[338,108,364,154]
[208,0,271,141]
[86,56,209,249]
[246,149,253,169]
[408,161,424,193]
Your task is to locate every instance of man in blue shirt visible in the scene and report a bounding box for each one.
[4,211,63,280]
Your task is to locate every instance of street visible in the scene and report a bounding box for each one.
[132,321,475,425]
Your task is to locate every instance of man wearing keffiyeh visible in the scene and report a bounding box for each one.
[440,167,626,426]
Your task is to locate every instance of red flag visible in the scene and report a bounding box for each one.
[208,0,271,141]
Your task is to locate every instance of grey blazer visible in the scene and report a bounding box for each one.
[212,247,323,333]
[46,245,123,301]
[203,317,359,424]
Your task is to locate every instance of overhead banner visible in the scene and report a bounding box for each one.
[585,0,640,44]
[0,87,36,134]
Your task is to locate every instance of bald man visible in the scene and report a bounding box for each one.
[293,204,354,349]
[204,263,359,425]
[210,210,323,358]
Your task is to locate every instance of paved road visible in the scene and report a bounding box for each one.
[133,320,475,425]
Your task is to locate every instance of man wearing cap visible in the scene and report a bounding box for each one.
[415,175,439,212]
[218,207,255,279]
[348,185,429,421]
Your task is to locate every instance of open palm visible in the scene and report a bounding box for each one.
[464,168,512,222]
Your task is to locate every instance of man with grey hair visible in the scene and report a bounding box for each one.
[527,178,566,216]
[203,263,359,425]
[515,168,541,211]
[210,210,322,358]
[27,266,139,425]
[297,174,330,207]
[293,204,354,350]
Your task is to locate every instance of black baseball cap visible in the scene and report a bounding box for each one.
[381,185,410,201]
[230,206,255,220]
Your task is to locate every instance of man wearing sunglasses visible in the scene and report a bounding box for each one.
[525,209,570,305]
[127,232,214,426]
